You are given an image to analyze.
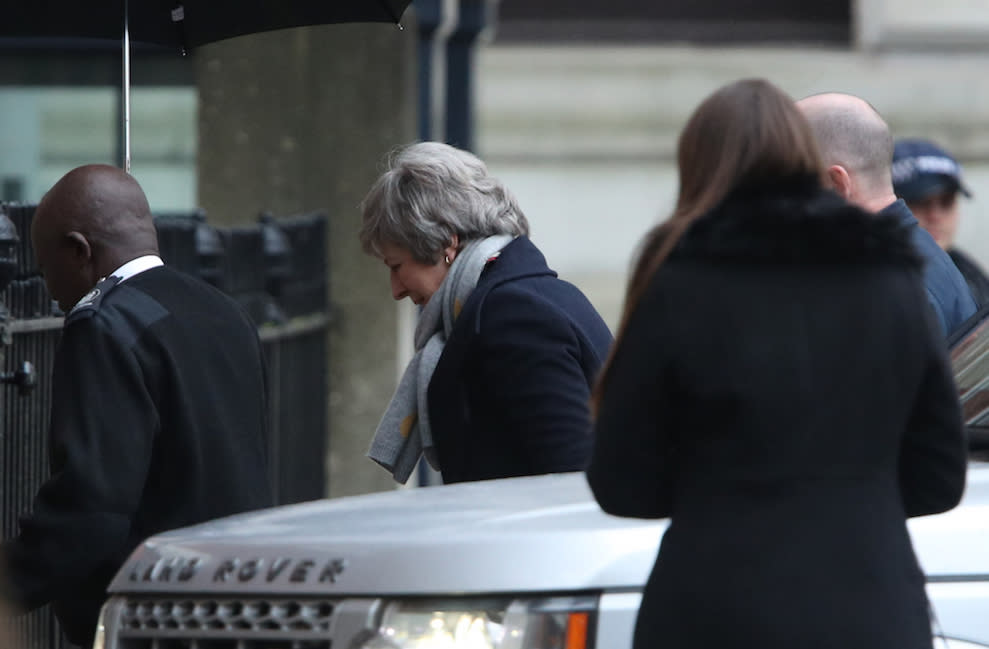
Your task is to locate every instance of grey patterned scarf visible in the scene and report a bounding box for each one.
[367,234,514,483]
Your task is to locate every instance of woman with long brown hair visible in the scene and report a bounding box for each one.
[586,78,966,648]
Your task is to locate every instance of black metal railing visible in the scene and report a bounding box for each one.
[0,203,330,649]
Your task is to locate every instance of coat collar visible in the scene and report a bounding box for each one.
[454,236,556,334]
[879,198,919,227]
[478,236,557,286]
[672,177,922,267]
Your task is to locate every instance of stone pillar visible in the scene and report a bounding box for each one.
[195,20,417,498]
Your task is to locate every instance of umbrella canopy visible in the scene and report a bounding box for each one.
[2,1,413,51]
[0,0,414,170]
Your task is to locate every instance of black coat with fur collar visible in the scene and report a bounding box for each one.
[588,180,966,649]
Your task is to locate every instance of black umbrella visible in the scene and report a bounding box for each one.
[1,0,414,170]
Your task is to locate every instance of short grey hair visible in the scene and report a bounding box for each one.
[359,141,530,263]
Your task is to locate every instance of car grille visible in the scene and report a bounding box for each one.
[115,597,339,649]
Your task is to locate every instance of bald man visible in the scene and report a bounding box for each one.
[1,165,273,647]
[796,93,976,337]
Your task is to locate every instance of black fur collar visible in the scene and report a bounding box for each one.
[671,177,921,267]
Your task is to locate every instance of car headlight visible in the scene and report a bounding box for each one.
[357,595,596,649]
[91,597,126,649]
[90,602,108,649]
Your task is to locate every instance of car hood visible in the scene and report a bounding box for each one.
[111,472,664,596]
[111,465,989,596]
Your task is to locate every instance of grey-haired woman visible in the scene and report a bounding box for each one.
[360,141,613,485]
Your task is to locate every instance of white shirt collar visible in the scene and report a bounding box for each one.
[66,255,165,314]
[108,255,164,284]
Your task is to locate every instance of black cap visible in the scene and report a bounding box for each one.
[892,138,972,202]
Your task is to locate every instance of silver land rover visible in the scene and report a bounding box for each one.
[91,317,989,649]
[91,465,989,649]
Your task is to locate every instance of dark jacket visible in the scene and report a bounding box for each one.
[427,236,613,484]
[949,247,989,310]
[3,266,273,646]
[881,199,976,336]
[587,181,967,649]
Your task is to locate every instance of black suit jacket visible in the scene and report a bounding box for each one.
[949,247,989,310]
[3,266,273,646]
[588,181,967,649]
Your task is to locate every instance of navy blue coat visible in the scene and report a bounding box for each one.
[427,236,613,484]
[881,199,976,336]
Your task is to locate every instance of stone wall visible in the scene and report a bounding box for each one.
[476,43,989,326]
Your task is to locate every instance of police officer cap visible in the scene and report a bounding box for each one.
[892,138,973,202]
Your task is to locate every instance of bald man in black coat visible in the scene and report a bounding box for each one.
[1,164,273,646]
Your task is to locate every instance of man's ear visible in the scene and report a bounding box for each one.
[826,165,853,199]
[65,231,92,265]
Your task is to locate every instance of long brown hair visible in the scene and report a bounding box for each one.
[590,78,826,415]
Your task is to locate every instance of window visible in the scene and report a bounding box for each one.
[0,41,196,211]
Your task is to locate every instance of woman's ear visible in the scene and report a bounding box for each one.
[443,234,460,265]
